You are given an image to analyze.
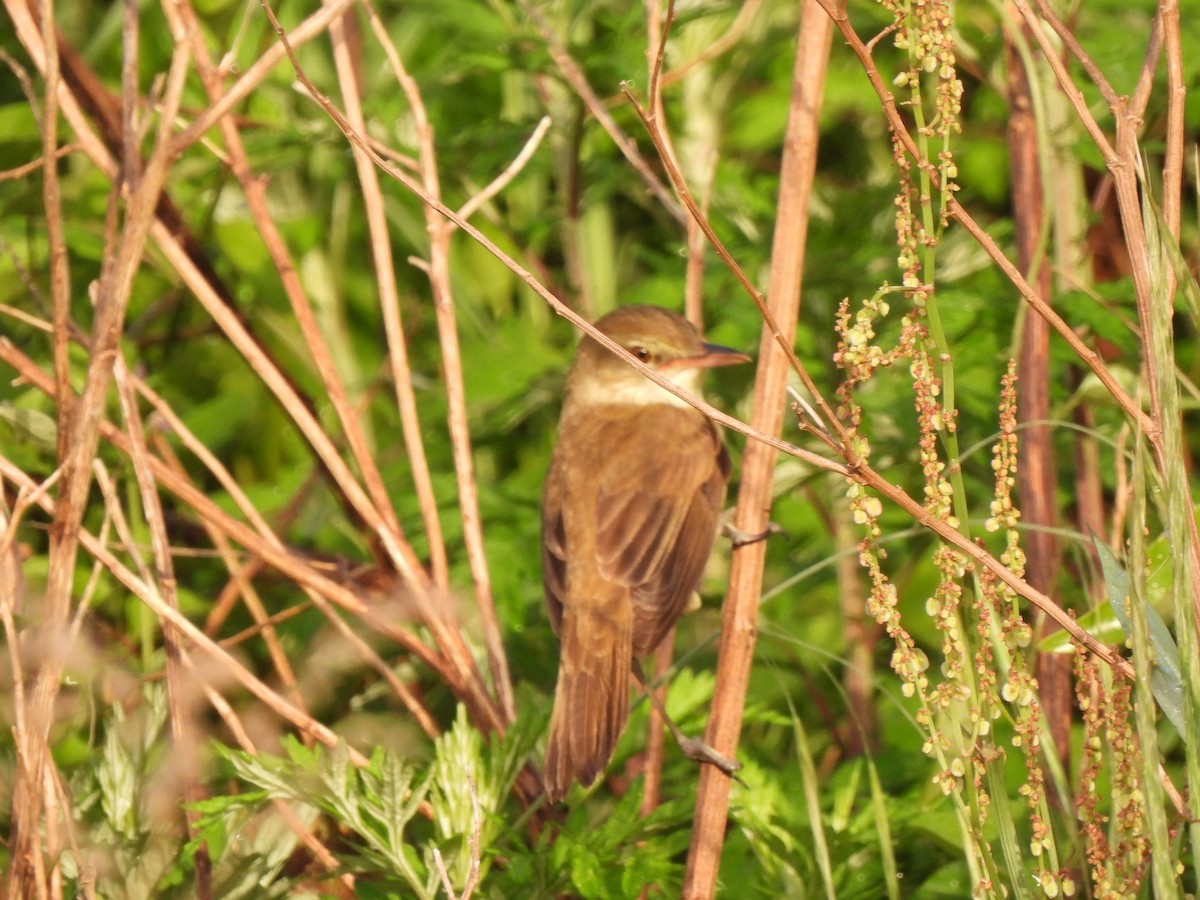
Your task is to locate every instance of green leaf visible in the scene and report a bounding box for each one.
[1092,534,1186,738]
[1038,601,1125,653]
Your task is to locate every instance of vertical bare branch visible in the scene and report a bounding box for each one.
[1159,0,1184,265]
[328,0,452,590]
[6,6,192,889]
[40,0,71,467]
[684,3,832,895]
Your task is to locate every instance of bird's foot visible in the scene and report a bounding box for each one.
[677,736,745,784]
[723,521,785,547]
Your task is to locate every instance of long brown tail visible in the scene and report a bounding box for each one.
[544,596,632,802]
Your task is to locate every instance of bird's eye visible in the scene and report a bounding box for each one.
[630,345,651,362]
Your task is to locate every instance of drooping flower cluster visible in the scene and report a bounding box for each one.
[1073,647,1150,898]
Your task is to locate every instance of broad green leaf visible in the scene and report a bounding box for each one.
[1093,535,1186,738]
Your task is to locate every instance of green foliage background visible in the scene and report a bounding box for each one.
[1,0,1198,896]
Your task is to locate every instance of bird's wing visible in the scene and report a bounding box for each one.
[594,406,729,654]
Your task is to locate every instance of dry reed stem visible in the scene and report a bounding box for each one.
[113,356,212,888]
[6,3,192,886]
[346,0,515,722]
[0,338,455,683]
[39,0,71,471]
[0,455,375,768]
[150,433,308,714]
[334,0,450,591]
[166,0,408,564]
[684,3,832,894]
[1010,0,1200,628]
[1159,0,1184,248]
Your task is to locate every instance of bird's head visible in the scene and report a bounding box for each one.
[566,305,750,409]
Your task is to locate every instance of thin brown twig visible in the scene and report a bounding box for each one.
[150,431,308,714]
[639,629,674,824]
[1009,0,1118,165]
[349,0,452,591]
[113,355,212,891]
[657,0,764,91]
[454,114,553,225]
[618,84,849,458]
[0,142,80,181]
[40,0,71,476]
[523,1,685,224]
[166,0,410,576]
[647,0,675,119]
[0,454,374,767]
[346,0,514,721]
[1030,0,1121,112]
[219,598,314,648]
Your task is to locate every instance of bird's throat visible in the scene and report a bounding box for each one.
[569,367,703,410]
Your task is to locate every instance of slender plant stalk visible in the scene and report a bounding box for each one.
[684,3,832,895]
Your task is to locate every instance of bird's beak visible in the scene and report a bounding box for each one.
[660,342,752,373]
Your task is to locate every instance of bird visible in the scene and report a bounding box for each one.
[541,304,749,801]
